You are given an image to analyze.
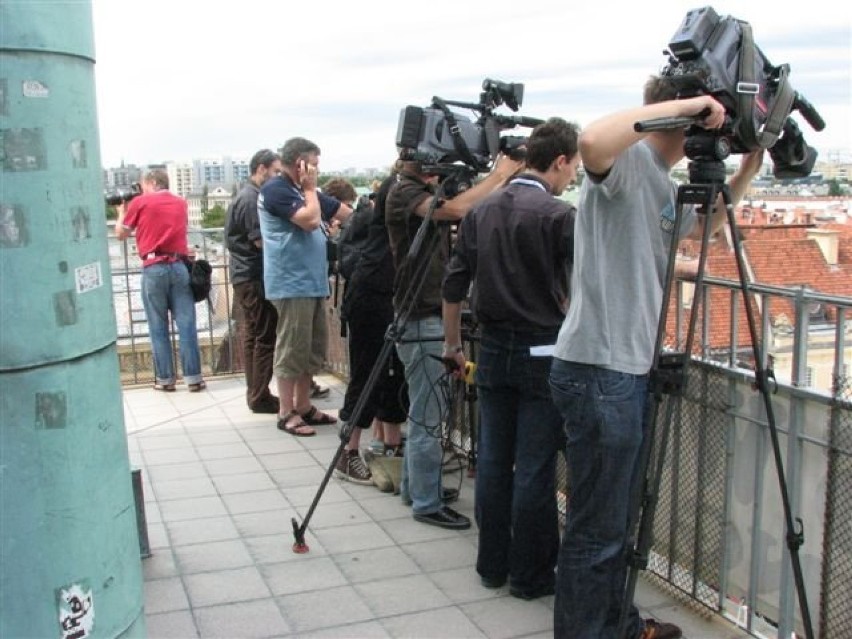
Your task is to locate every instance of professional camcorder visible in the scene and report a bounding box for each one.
[105,182,142,206]
[395,79,543,175]
[657,6,825,178]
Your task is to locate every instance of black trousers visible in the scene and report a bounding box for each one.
[233,280,277,409]
[340,288,409,428]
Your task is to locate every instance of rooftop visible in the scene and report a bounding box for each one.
[126,374,750,638]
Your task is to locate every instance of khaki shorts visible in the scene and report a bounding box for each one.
[271,297,328,379]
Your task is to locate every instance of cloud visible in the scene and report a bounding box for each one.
[90,0,851,170]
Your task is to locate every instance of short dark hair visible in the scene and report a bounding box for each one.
[144,168,169,190]
[643,75,679,105]
[279,137,321,165]
[524,117,580,172]
[250,149,279,174]
[322,177,357,204]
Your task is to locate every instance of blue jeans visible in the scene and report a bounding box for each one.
[141,261,202,386]
[549,359,648,639]
[475,327,563,594]
[395,316,444,515]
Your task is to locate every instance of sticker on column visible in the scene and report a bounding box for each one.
[75,262,102,294]
[22,79,49,98]
[0,203,28,248]
[57,581,94,639]
[36,391,67,429]
[71,207,91,241]
[70,140,87,169]
[1,127,47,172]
[54,290,77,326]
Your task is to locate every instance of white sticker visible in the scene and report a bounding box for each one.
[58,583,94,639]
[22,80,49,98]
[75,262,102,294]
[530,344,556,357]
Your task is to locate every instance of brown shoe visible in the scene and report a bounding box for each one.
[639,618,682,639]
[334,450,372,486]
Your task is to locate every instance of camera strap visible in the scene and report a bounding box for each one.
[736,21,794,150]
[432,97,484,171]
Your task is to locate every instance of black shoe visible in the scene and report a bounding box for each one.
[509,583,555,600]
[413,506,471,530]
[250,398,280,414]
[480,575,507,589]
[310,381,330,399]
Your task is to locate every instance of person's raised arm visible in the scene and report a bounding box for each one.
[290,160,323,231]
[580,95,726,176]
[415,155,524,222]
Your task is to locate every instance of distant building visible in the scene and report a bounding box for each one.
[186,186,233,228]
[166,162,195,197]
[192,157,249,191]
[103,161,142,191]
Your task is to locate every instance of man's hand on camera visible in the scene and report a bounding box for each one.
[681,95,726,130]
[493,153,525,180]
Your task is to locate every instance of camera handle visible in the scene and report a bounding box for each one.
[617,172,814,639]
[291,180,453,553]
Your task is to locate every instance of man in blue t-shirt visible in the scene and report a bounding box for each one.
[258,137,352,436]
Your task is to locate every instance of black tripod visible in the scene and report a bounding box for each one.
[291,168,473,552]
[617,129,814,639]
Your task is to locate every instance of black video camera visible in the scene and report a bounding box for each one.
[395,79,543,174]
[660,6,825,178]
[105,182,142,206]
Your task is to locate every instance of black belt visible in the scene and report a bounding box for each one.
[144,251,185,261]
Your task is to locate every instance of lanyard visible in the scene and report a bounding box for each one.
[509,177,548,193]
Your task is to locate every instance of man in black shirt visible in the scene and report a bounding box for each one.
[225,149,282,413]
[442,117,580,598]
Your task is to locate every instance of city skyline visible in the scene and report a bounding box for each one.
[91,1,851,173]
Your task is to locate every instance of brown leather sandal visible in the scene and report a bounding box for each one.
[300,405,337,426]
[277,410,316,437]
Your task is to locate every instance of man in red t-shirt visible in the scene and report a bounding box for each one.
[115,169,205,392]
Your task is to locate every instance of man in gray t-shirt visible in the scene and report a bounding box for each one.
[549,76,765,639]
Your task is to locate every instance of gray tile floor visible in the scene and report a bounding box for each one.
[124,375,750,639]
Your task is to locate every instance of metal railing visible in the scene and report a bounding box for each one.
[111,229,850,638]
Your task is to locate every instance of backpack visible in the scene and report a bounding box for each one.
[183,257,212,302]
[337,197,372,280]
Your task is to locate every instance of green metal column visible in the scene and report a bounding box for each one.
[0,2,146,638]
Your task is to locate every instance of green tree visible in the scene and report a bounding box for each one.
[202,203,226,228]
[104,201,117,220]
[827,179,842,196]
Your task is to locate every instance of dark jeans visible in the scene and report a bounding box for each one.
[233,280,277,409]
[475,326,564,595]
[549,359,648,639]
[340,289,408,428]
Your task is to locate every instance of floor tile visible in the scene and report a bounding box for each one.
[158,495,228,523]
[276,585,373,633]
[212,471,277,494]
[354,574,451,617]
[460,597,552,639]
[193,598,290,638]
[144,576,189,614]
[144,609,199,638]
[333,546,420,585]
[400,536,478,574]
[428,567,506,605]
[222,489,290,516]
[152,477,217,502]
[166,516,240,546]
[203,456,266,476]
[173,539,254,574]
[195,442,254,460]
[260,556,347,596]
[183,566,271,607]
[380,607,488,639]
[311,522,395,555]
[245,534,328,565]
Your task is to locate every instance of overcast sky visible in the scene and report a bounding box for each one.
[91,0,851,172]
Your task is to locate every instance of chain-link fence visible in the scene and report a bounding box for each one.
[820,369,852,639]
